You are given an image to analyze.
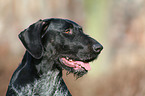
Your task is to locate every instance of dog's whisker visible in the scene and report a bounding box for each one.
[66,71,71,76]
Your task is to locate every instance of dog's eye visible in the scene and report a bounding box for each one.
[64,29,72,34]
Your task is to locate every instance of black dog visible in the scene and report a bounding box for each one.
[6,18,103,96]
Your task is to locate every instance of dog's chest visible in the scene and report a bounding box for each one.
[14,71,70,96]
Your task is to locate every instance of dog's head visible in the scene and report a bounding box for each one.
[19,18,103,77]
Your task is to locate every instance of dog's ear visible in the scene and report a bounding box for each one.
[18,19,50,59]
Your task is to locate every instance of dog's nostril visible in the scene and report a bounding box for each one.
[93,44,103,53]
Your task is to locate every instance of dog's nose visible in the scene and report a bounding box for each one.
[93,44,103,53]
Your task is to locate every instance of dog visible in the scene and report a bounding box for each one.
[6,18,103,96]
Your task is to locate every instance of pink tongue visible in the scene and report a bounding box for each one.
[61,58,91,71]
[74,61,91,71]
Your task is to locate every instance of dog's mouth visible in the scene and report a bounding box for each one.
[60,57,91,71]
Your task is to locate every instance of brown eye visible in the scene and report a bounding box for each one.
[65,29,72,34]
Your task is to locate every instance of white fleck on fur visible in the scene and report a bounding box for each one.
[12,70,70,96]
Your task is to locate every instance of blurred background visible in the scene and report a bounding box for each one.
[0,0,145,96]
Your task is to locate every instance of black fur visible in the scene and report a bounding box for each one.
[6,18,103,96]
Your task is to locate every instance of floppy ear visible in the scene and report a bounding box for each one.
[18,19,50,59]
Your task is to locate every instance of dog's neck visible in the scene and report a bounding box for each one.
[34,55,59,75]
[13,51,71,96]
[14,69,70,96]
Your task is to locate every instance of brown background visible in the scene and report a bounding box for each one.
[0,0,145,96]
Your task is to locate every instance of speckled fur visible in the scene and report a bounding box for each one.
[11,70,70,96]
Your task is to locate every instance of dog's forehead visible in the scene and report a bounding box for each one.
[49,18,82,29]
[64,19,81,27]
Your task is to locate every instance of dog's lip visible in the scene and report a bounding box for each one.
[59,57,91,71]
